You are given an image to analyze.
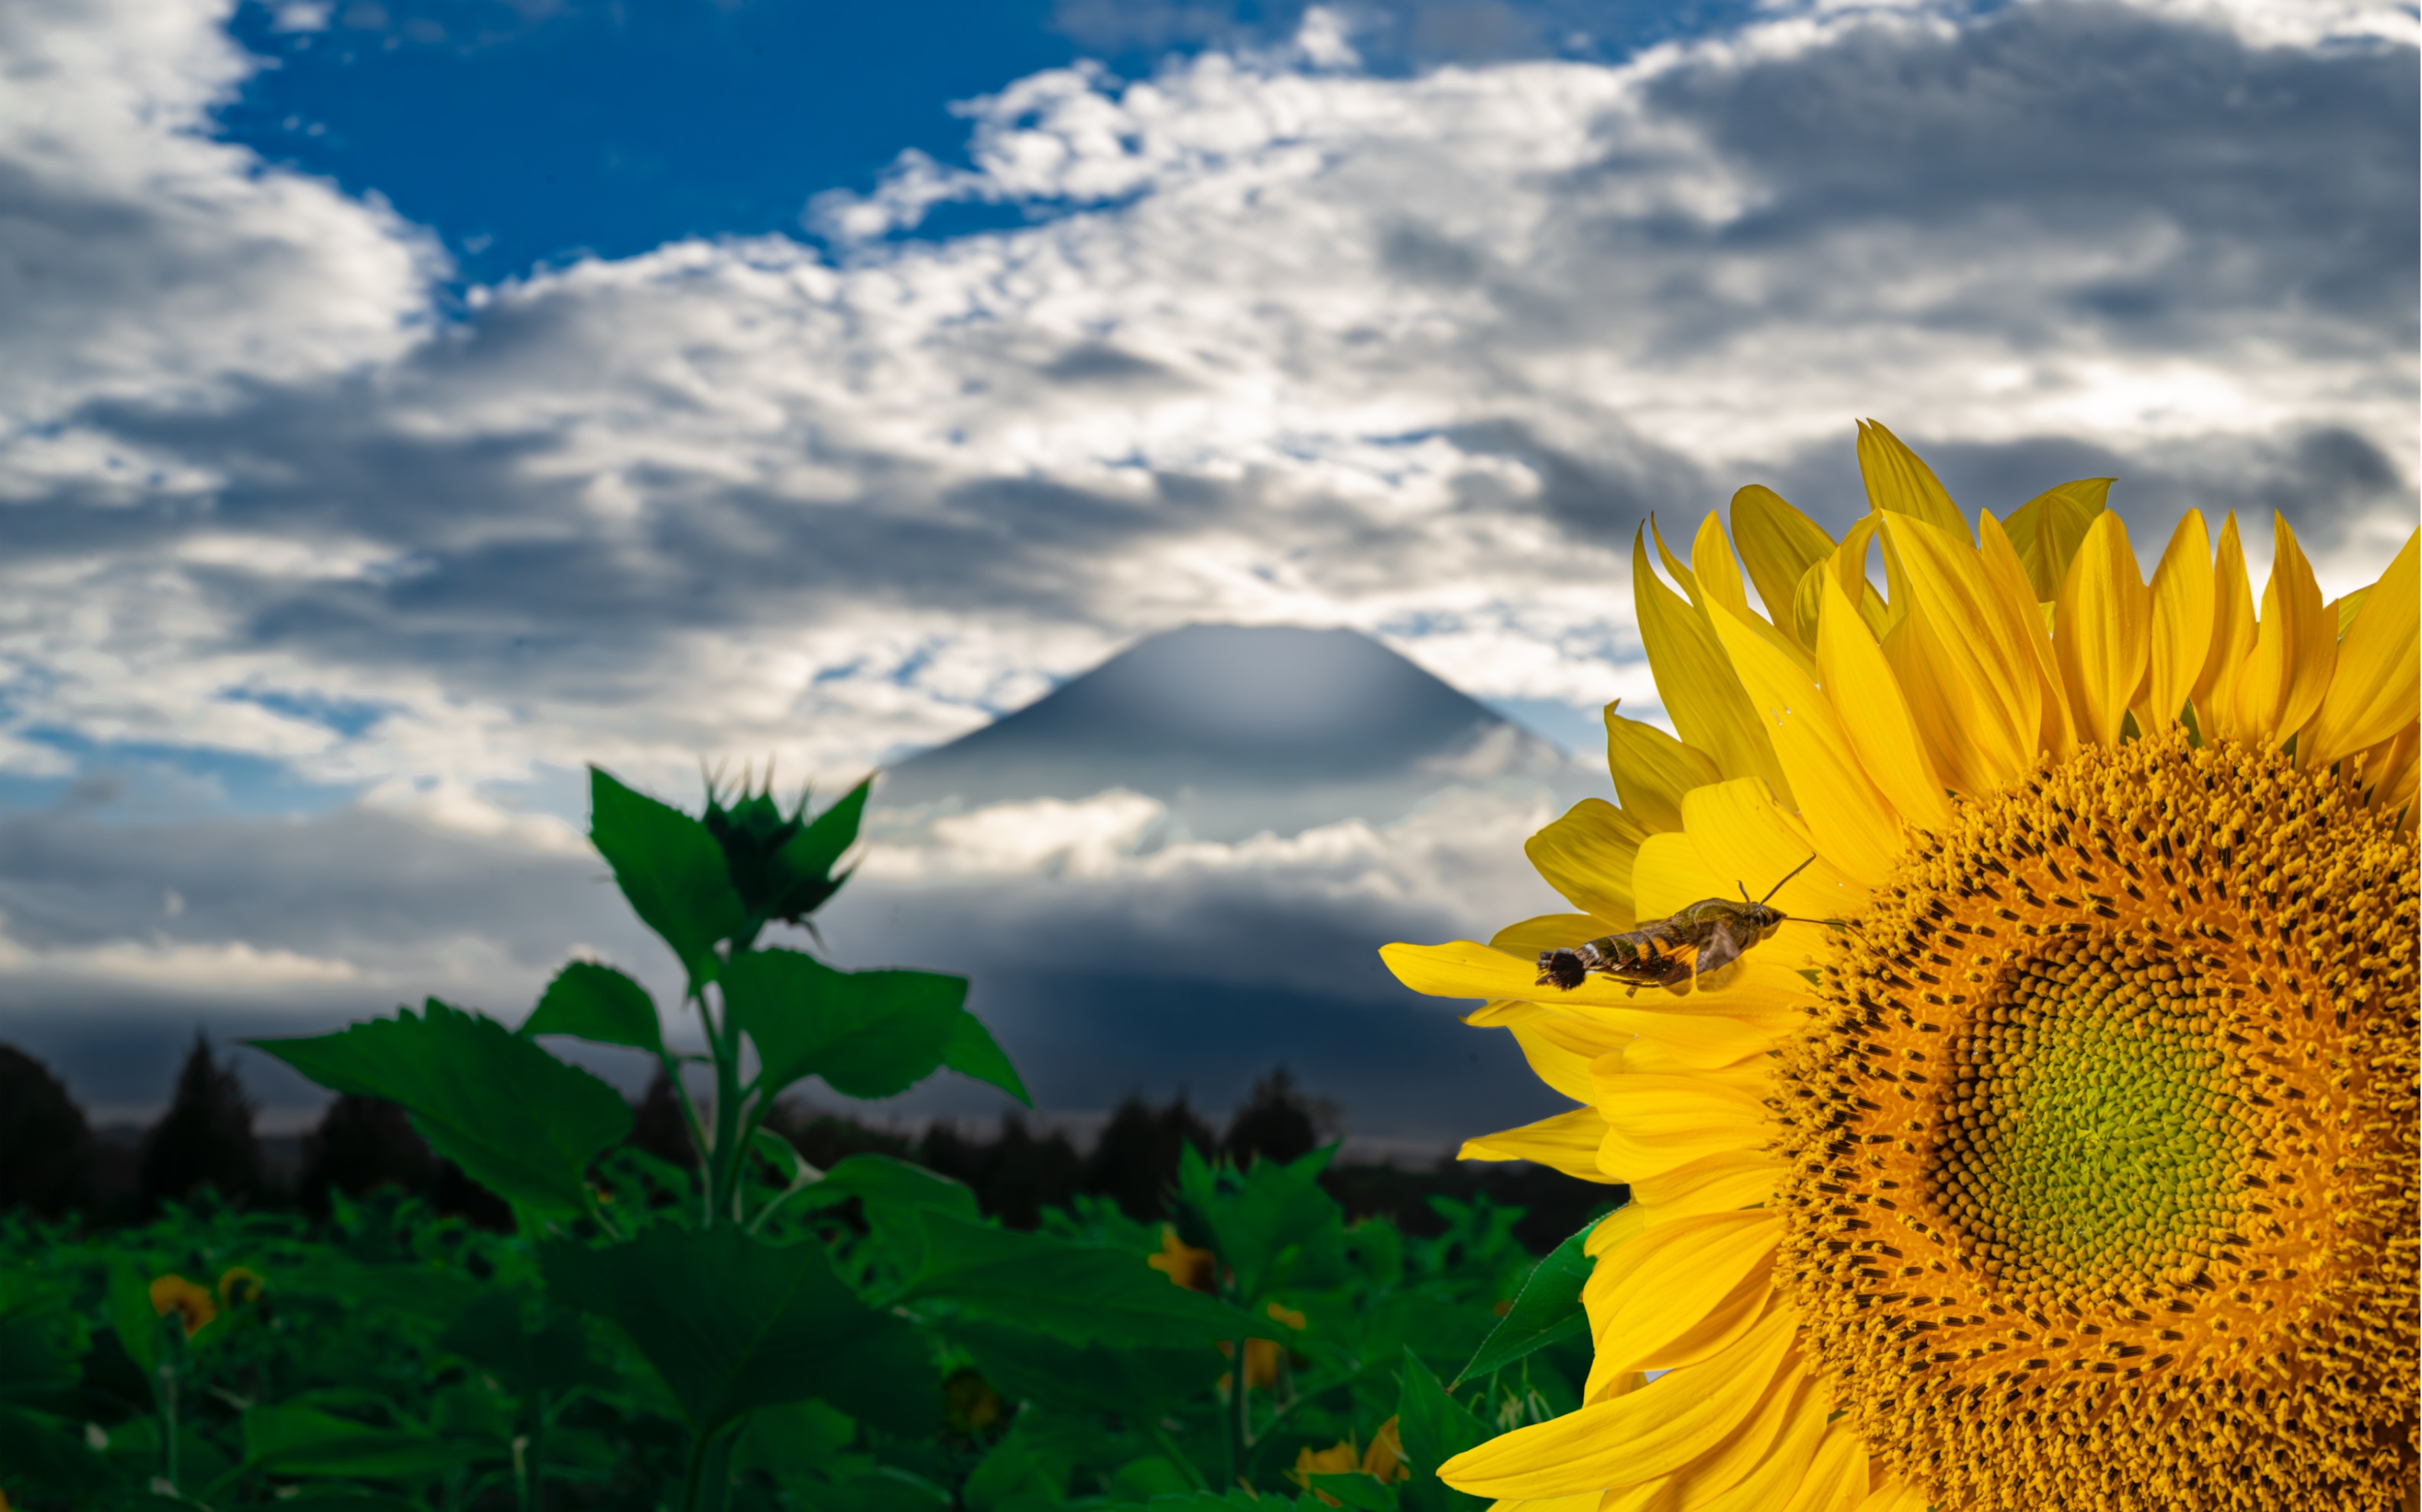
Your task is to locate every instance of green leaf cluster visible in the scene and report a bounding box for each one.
[0,761,1609,1512]
[0,1173,1600,1512]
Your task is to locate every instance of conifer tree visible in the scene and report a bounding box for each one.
[0,1043,93,1216]
[138,1032,261,1212]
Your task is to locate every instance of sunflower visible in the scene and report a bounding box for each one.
[1383,422,2420,1512]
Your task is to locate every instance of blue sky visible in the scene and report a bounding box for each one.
[214,0,1760,282]
[0,0,2410,1130]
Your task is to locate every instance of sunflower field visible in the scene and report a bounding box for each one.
[0,767,1602,1512]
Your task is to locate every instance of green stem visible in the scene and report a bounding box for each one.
[659,1047,712,1173]
[1147,1420,1209,1491]
[707,993,748,1227]
[158,1361,180,1493]
[521,1389,550,1512]
[1225,1335,1249,1488]
[680,1424,734,1512]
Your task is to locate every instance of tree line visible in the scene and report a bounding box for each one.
[0,1036,1602,1246]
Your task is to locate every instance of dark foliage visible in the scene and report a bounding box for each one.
[1323,1160,1615,1255]
[1222,1067,1335,1169]
[0,1043,93,1217]
[296,1094,436,1215]
[1080,1092,1216,1219]
[917,1115,1085,1228]
[628,1065,698,1169]
[7,1054,1607,1251]
[138,1033,261,1214]
[764,1102,914,1170]
[430,1157,515,1231]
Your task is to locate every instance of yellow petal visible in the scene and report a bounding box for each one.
[1814,575,1953,832]
[2195,513,2259,738]
[2001,477,2112,602]
[1775,1423,1868,1512]
[1510,1019,1602,1102]
[1630,829,1729,923]
[1820,516,1895,641]
[1462,1106,1615,1182]
[1605,705,1722,832]
[1851,1475,1930,1512]
[2136,509,2214,733]
[1707,600,1904,890]
[1696,513,1821,679]
[2053,509,2152,748]
[2239,514,2336,747]
[2365,720,2419,819]
[1603,1014,1782,1072]
[1525,800,1653,930]
[1593,1071,1768,1179]
[1692,511,1752,620]
[1440,1306,1796,1498]
[1492,913,1613,960]
[1463,999,1534,1028]
[1979,510,2076,761]
[2300,529,2419,770]
[1855,420,1970,541]
[1680,778,1864,928]
[1731,486,1837,644]
[1382,939,1540,1001]
[1584,1210,1778,1382]
[1633,528,1795,806]
[2334,585,2375,636]
[1690,1380,1831,1512]
[1485,1496,1602,1512]
[1624,1149,1780,1215]
[1644,1359,1816,1511]
[1877,513,2039,797]
[1512,1005,1648,1062]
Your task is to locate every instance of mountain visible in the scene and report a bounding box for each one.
[877,624,1583,839]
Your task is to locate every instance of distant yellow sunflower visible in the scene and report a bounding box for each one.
[1384,422,2420,1512]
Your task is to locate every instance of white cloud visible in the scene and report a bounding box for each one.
[0,0,2408,1121]
[0,927,362,991]
[0,0,434,427]
[0,0,2407,810]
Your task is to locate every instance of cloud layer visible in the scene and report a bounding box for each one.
[0,0,2409,1128]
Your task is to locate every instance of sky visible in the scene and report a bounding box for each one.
[0,0,2411,1138]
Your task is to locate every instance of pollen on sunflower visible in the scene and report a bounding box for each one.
[1774,732,2418,1510]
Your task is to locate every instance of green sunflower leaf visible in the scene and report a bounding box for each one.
[0,1404,107,1499]
[1307,1475,1401,1512]
[589,766,747,991]
[1453,1218,1596,1384]
[723,948,977,1102]
[1173,1144,1345,1306]
[241,1405,479,1479]
[251,999,632,1216]
[892,1209,1287,1348]
[942,1011,1030,1105]
[521,959,664,1057]
[541,1224,937,1438]
[1394,1350,1491,1512]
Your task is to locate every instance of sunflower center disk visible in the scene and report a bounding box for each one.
[1770,733,2419,1512]
[1933,944,2245,1286]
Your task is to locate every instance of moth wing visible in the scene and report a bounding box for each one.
[1693,917,1750,978]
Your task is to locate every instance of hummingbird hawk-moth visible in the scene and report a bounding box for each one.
[1536,855,1818,991]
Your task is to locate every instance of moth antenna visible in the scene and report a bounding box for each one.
[1759,852,1819,904]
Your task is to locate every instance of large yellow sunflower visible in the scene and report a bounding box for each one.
[1382,422,2420,1512]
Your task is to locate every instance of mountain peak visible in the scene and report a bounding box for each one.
[878,624,1578,839]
